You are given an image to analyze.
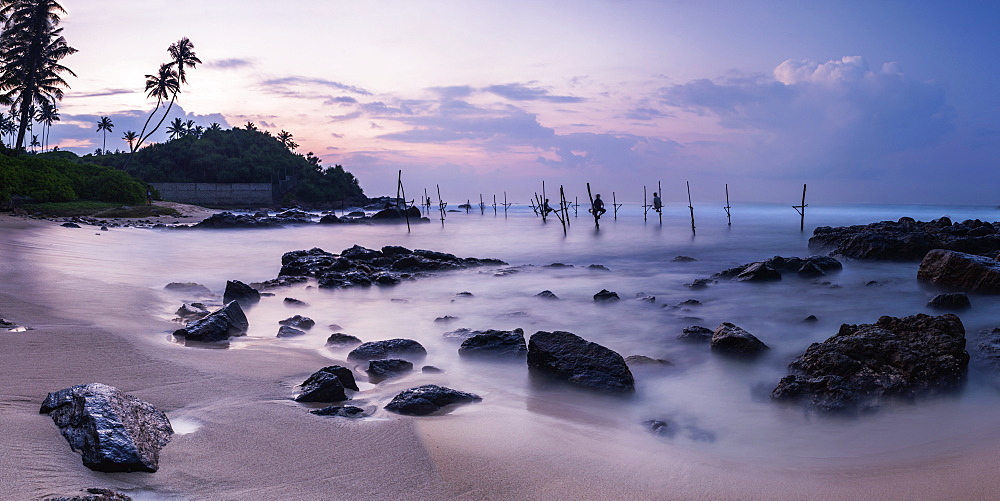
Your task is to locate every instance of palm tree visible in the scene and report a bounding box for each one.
[34,102,57,151]
[183,119,196,136]
[121,130,137,150]
[131,37,200,152]
[0,113,13,147]
[96,116,113,152]
[191,125,204,139]
[0,0,77,152]
[207,122,222,131]
[29,133,39,152]
[130,63,178,152]
[165,117,184,139]
[244,121,256,131]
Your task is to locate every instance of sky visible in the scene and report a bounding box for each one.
[37,0,1000,205]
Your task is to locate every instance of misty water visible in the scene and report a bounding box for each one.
[20,202,1000,463]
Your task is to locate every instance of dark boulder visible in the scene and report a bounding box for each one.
[223,280,260,306]
[276,325,306,338]
[172,301,248,343]
[279,314,315,330]
[326,332,362,348]
[458,328,527,359]
[175,302,209,322]
[310,405,366,418]
[735,262,782,282]
[809,218,1000,260]
[45,487,133,501]
[384,384,482,415]
[283,297,308,307]
[295,365,358,402]
[535,290,559,300]
[714,255,842,281]
[318,214,341,224]
[593,289,620,302]
[927,292,971,310]
[710,323,769,356]
[527,331,635,394]
[771,313,969,414]
[163,282,212,296]
[625,355,672,367]
[39,383,173,473]
[61,222,81,228]
[678,325,714,343]
[371,206,422,220]
[917,249,1000,293]
[367,359,413,381]
[347,338,427,362]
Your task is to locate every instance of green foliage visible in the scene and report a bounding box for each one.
[91,127,365,204]
[0,152,146,204]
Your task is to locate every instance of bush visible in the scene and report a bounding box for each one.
[0,152,146,204]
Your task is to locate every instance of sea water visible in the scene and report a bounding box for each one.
[13,202,1000,463]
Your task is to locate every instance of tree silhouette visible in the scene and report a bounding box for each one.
[0,0,77,152]
[0,113,12,147]
[30,133,39,152]
[244,121,257,131]
[35,102,58,151]
[96,115,113,152]
[165,117,184,139]
[122,130,137,150]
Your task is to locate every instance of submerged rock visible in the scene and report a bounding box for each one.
[917,249,1000,293]
[172,301,248,343]
[276,325,306,338]
[593,289,620,302]
[367,359,413,381]
[44,487,133,501]
[458,328,527,359]
[527,330,635,394]
[713,256,842,282]
[223,280,260,306]
[535,290,559,300]
[678,325,714,343]
[927,292,972,310]
[325,332,362,348]
[771,313,969,414]
[310,405,366,418]
[39,383,173,472]
[347,338,427,362]
[710,323,769,356]
[384,384,482,415]
[279,314,315,330]
[164,282,212,296]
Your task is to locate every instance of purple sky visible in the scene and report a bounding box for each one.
[44,1,1000,205]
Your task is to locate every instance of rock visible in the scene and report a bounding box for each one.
[643,419,672,436]
[172,301,248,343]
[384,385,482,415]
[283,297,308,307]
[735,262,782,282]
[710,323,770,356]
[443,327,481,339]
[686,278,714,289]
[678,325,714,343]
[927,292,972,310]
[917,249,1000,293]
[527,331,635,393]
[61,222,81,228]
[295,365,358,402]
[635,294,656,303]
[44,487,133,501]
[164,282,212,296]
[802,315,819,323]
[39,383,173,473]
[222,279,260,306]
[535,290,559,300]
[371,206,422,220]
[347,338,428,362]
[367,359,414,381]
[714,256,842,281]
[434,315,459,323]
[672,256,697,262]
[325,332,362,348]
[593,289,620,302]
[175,302,210,322]
[810,218,1000,260]
[455,291,474,297]
[318,214,341,224]
[310,405,366,418]
[771,313,969,414]
[677,299,701,307]
[422,365,444,373]
[974,327,1000,368]
[279,314,315,330]
[625,355,672,367]
[588,264,610,271]
[277,325,306,338]
[458,329,527,359]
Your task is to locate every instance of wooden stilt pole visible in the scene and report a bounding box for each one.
[554,185,568,235]
[492,194,497,215]
[657,181,663,224]
[611,192,622,220]
[724,183,732,226]
[792,183,807,232]
[503,192,511,214]
[436,184,446,224]
[686,181,695,233]
[573,197,579,217]
[397,170,410,232]
[587,183,601,228]
[643,185,648,222]
[479,194,485,214]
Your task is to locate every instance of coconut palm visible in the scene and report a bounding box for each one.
[244,121,256,131]
[191,125,204,139]
[183,119,196,136]
[0,0,77,152]
[121,130,137,150]
[131,37,199,153]
[276,130,298,150]
[165,117,184,139]
[29,133,39,152]
[34,102,57,151]
[130,63,178,152]
[95,115,113,152]
[207,122,222,131]
[0,112,13,147]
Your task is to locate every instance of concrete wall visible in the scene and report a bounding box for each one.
[151,183,273,206]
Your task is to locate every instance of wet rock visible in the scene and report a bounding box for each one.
[164,282,212,296]
[527,330,635,394]
[39,383,173,473]
[279,314,315,330]
[222,279,260,306]
[443,327,481,340]
[371,206,422,220]
[347,338,427,362]
[310,405,366,418]
[714,256,843,281]
[283,297,308,307]
[710,323,769,356]
[735,262,782,282]
[325,332,362,348]
[535,290,559,300]
[193,211,295,228]
[277,325,306,338]
[318,214,341,224]
[455,291,474,297]
[295,365,358,402]
[810,218,1000,260]
[588,264,610,271]
[802,315,819,323]
[927,292,971,310]
[771,313,969,415]
[458,328,527,359]
[686,278,715,289]
[422,365,444,373]
[45,487,133,501]
[635,294,656,303]
[367,359,414,381]
[678,325,714,343]
[593,289,620,302]
[625,355,672,367]
[175,302,210,322]
[172,301,248,343]
[643,419,671,436]
[974,327,1000,368]
[434,315,460,323]
[61,222,81,228]
[672,256,697,262]
[384,384,482,415]
[677,299,702,307]
[917,249,1000,293]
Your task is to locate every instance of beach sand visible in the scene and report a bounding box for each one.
[3,213,1000,500]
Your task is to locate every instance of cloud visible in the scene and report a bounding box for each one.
[428,86,474,99]
[624,107,671,121]
[484,83,584,103]
[207,58,254,70]
[68,88,133,98]
[325,96,358,105]
[261,76,372,97]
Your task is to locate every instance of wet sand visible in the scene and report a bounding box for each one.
[2,213,1000,500]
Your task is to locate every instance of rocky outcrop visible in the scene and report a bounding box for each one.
[593,289,620,302]
[325,332,362,348]
[927,292,971,310]
[367,359,413,381]
[347,338,427,362]
[370,206,423,221]
[458,329,527,359]
[527,331,635,394]
[279,314,315,330]
[713,256,842,281]
[771,313,969,414]
[163,282,212,296]
[172,301,248,343]
[310,405,366,418]
[175,302,209,322]
[917,249,1000,293]
[678,325,714,343]
[809,217,1000,260]
[535,290,559,300]
[710,323,769,356]
[39,383,173,472]
[193,211,313,228]
[295,366,358,402]
[276,325,306,338]
[384,385,482,415]
[275,245,506,289]
[44,487,133,501]
[223,280,260,306]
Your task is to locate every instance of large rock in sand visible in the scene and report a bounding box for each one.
[917,249,1000,293]
[347,338,427,362]
[39,383,173,472]
[384,384,482,415]
[771,313,969,414]
[527,331,635,393]
[458,328,527,359]
[295,365,358,402]
[223,279,260,306]
[711,323,770,356]
[172,301,248,342]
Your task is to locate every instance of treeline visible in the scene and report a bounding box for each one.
[89,127,365,205]
[0,153,146,205]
